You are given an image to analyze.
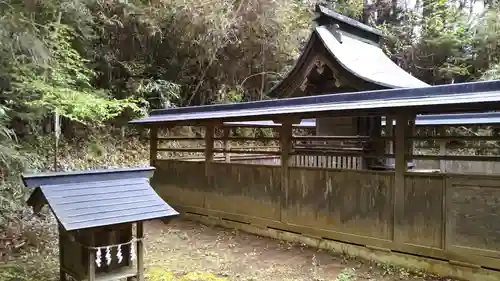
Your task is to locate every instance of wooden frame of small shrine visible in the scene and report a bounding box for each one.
[22,167,179,281]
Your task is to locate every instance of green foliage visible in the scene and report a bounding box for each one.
[321,0,364,20]
[0,106,24,175]
[83,0,312,106]
[378,0,500,84]
[130,78,181,109]
[8,22,142,124]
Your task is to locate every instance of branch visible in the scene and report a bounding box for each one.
[239,71,282,88]
[185,0,247,106]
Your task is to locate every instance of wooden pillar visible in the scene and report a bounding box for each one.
[149,127,158,166]
[371,115,384,158]
[136,222,144,281]
[394,114,409,243]
[59,225,66,281]
[438,127,447,172]
[407,117,416,162]
[357,116,369,169]
[358,116,384,169]
[223,127,231,162]
[279,122,293,214]
[88,231,96,281]
[204,125,214,176]
[385,115,395,167]
[386,116,394,153]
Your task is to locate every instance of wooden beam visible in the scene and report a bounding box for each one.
[409,154,500,161]
[59,225,66,281]
[157,148,205,153]
[214,136,278,141]
[204,125,214,176]
[136,222,144,281]
[293,135,371,140]
[411,135,500,141]
[273,117,302,125]
[157,137,203,141]
[438,127,447,172]
[149,127,158,166]
[213,149,280,155]
[279,122,293,213]
[407,116,416,157]
[386,116,394,155]
[223,127,231,162]
[157,147,281,155]
[394,114,409,243]
[88,231,96,281]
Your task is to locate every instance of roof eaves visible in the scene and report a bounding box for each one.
[131,80,500,123]
[36,177,179,231]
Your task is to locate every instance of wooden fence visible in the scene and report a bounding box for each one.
[228,155,362,169]
[152,159,500,272]
[229,154,500,174]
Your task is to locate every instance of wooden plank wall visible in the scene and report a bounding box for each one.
[152,159,500,271]
[206,162,282,222]
[284,168,393,244]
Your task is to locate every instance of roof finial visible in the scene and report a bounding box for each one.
[330,24,342,43]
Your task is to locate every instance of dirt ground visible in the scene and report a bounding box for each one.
[144,219,455,281]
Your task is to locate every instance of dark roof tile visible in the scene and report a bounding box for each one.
[23,167,178,231]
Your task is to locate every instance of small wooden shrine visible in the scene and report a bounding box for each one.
[267,5,430,169]
[22,167,179,281]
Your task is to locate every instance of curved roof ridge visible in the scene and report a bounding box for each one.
[315,5,384,40]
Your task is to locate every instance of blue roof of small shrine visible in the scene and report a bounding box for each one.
[23,167,178,231]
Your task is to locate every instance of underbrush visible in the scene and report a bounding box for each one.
[0,131,150,281]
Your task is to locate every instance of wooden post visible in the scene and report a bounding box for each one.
[223,127,230,162]
[150,127,158,166]
[136,222,144,281]
[407,117,416,164]
[358,116,369,169]
[54,110,60,172]
[204,125,214,176]
[279,121,293,215]
[88,231,96,281]
[371,115,384,167]
[386,116,394,166]
[58,225,66,281]
[438,127,447,172]
[394,114,409,243]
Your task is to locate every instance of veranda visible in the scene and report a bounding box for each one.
[130,80,500,281]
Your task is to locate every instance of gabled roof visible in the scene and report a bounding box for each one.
[315,26,428,89]
[267,6,428,98]
[23,167,179,231]
[129,80,500,126]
